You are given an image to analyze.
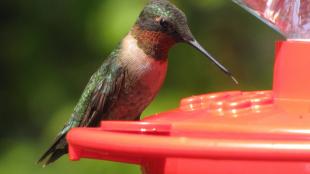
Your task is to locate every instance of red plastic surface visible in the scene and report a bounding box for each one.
[67,41,310,174]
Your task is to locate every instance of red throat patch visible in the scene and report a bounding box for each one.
[132,26,176,60]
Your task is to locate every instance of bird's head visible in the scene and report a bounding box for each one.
[132,0,237,83]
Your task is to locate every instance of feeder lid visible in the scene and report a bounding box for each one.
[120,90,310,138]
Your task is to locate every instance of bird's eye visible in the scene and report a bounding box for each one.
[159,18,169,28]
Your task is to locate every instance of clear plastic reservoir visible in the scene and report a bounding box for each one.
[233,0,310,40]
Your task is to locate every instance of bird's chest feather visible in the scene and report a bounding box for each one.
[120,33,168,91]
[108,34,168,119]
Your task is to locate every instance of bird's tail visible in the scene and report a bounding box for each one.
[37,134,68,167]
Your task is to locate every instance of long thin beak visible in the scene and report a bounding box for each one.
[187,39,238,84]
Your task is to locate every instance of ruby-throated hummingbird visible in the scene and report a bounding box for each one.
[38,0,237,166]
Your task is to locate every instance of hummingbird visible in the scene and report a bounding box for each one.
[37,0,237,166]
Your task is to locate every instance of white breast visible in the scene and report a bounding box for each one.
[119,33,168,95]
[105,33,168,120]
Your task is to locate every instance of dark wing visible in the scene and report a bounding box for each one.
[79,66,127,127]
[37,59,127,166]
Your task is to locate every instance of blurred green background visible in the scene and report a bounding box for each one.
[0,0,282,173]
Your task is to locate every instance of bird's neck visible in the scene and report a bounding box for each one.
[131,26,176,60]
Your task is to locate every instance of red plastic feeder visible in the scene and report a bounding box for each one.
[67,40,310,174]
